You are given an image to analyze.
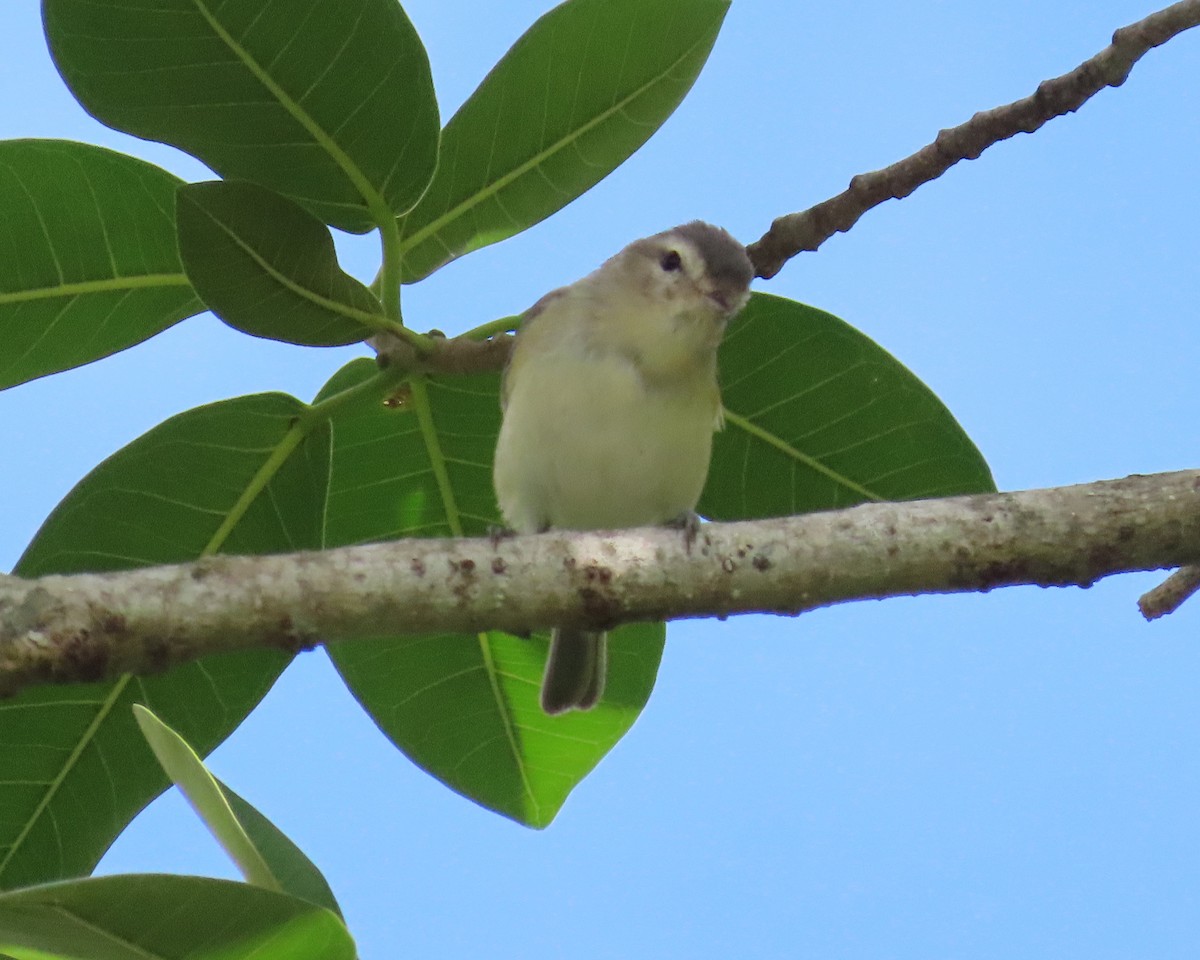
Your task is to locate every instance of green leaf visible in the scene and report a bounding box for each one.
[315,360,663,827]
[177,181,384,346]
[220,782,342,918]
[43,0,439,233]
[703,293,996,520]
[0,394,330,890]
[0,139,201,390]
[132,704,341,917]
[132,705,278,892]
[397,0,730,280]
[0,874,354,960]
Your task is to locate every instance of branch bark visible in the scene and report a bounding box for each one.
[371,328,515,377]
[1139,564,1200,620]
[361,2,1200,375]
[1,470,1197,699]
[746,0,1200,279]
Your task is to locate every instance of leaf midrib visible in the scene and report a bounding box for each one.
[190,0,390,227]
[188,200,389,333]
[398,17,720,256]
[0,275,194,306]
[407,376,540,821]
[722,407,883,503]
[0,414,314,886]
[47,903,163,960]
[0,676,130,882]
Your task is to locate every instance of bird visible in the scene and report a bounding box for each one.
[493,221,754,714]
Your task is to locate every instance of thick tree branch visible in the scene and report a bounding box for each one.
[746,0,1200,278]
[0,470,1197,699]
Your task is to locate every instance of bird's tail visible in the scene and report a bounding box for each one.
[541,628,607,714]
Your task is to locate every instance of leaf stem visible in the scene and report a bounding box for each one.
[463,314,520,340]
[377,216,405,326]
[305,365,403,422]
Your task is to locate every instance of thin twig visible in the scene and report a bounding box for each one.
[373,2,1200,369]
[370,328,515,376]
[746,0,1200,278]
[1139,564,1200,620]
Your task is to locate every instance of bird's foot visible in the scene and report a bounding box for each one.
[665,510,702,554]
[488,523,516,549]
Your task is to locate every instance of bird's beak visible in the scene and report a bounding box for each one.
[708,287,748,316]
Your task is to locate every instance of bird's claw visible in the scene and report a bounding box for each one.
[665,510,702,554]
[488,524,516,549]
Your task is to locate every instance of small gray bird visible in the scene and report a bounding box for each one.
[493,222,754,714]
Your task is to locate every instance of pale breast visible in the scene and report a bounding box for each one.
[494,349,717,533]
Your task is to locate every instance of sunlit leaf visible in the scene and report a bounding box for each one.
[315,360,663,827]
[177,181,383,346]
[44,0,439,232]
[133,704,278,891]
[398,0,730,279]
[133,704,341,916]
[0,874,354,960]
[0,394,329,890]
[0,139,201,390]
[703,293,995,520]
[220,782,342,918]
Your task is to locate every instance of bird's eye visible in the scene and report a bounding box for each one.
[660,250,682,272]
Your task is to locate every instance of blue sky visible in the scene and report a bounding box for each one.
[2,1,1199,957]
